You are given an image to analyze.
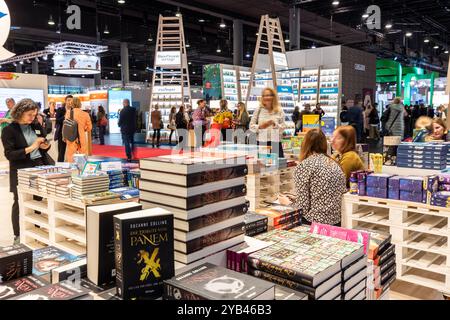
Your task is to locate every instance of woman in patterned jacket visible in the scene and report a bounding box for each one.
[280,129,347,226]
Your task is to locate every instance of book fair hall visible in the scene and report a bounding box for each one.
[1,0,450,306]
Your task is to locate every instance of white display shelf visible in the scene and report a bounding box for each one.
[343,193,450,294]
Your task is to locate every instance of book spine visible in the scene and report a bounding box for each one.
[188,204,247,232]
[247,256,314,286]
[226,250,232,270]
[378,246,395,266]
[186,185,246,210]
[184,223,245,254]
[248,268,317,298]
[246,225,268,237]
[271,212,301,227]
[163,282,206,300]
[380,265,396,284]
[113,219,125,299]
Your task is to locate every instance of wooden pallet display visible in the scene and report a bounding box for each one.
[246,167,295,211]
[18,187,137,256]
[342,194,450,294]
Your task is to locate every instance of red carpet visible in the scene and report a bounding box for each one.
[92,144,173,159]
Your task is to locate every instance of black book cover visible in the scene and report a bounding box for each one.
[11,280,90,300]
[380,253,396,275]
[375,244,395,266]
[246,225,268,237]
[0,244,33,283]
[183,203,248,232]
[114,210,174,300]
[164,263,275,300]
[0,275,48,300]
[380,264,396,284]
[79,278,116,295]
[181,223,245,254]
[274,285,308,300]
[87,203,143,286]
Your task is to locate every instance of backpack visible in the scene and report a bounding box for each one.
[62,108,79,142]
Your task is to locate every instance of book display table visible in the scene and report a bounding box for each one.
[342,193,450,295]
[246,166,296,211]
[18,187,137,256]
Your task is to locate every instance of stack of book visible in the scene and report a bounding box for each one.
[71,173,110,201]
[17,166,60,190]
[0,244,33,283]
[226,237,272,273]
[139,153,248,269]
[46,178,71,197]
[37,171,71,194]
[397,143,447,170]
[249,229,365,300]
[109,187,140,200]
[126,169,140,189]
[356,227,396,299]
[103,170,126,189]
[164,263,275,300]
[255,205,301,231]
[76,191,122,205]
[244,212,268,237]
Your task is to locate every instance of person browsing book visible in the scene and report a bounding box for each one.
[279,129,346,226]
[1,99,54,244]
[64,97,93,162]
[331,125,365,184]
[249,88,286,158]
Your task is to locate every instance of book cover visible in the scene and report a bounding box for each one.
[32,246,81,277]
[175,223,245,254]
[0,275,48,300]
[374,244,395,266]
[255,206,302,227]
[0,244,33,283]
[11,280,90,300]
[164,263,275,300]
[274,285,308,300]
[114,208,174,300]
[310,223,370,255]
[245,212,268,231]
[87,202,143,286]
[246,225,268,237]
[355,227,392,260]
[51,258,87,284]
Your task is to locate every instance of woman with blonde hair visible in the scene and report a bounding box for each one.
[426,118,448,141]
[64,96,93,162]
[249,87,286,157]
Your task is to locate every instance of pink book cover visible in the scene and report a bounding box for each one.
[310,223,371,255]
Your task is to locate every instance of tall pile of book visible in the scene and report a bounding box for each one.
[249,228,366,300]
[104,170,126,189]
[255,205,301,231]
[71,173,110,201]
[356,227,396,300]
[139,152,248,269]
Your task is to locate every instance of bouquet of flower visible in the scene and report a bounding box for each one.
[213,111,233,129]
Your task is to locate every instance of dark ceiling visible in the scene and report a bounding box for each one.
[2,0,449,85]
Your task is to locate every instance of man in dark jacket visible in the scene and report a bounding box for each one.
[347,100,364,143]
[118,99,137,161]
[54,95,72,162]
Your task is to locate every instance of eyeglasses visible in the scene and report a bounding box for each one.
[262,94,274,97]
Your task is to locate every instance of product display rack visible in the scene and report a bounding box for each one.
[18,187,136,256]
[299,68,319,107]
[318,66,342,123]
[342,194,450,294]
[147,15,192,141]
[246,167,296,211]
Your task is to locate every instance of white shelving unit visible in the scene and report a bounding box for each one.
[318,66,341,126]
[18,187,137,256]
[342,194,450,295]
[246,166,296,211]
[299,68,319,108]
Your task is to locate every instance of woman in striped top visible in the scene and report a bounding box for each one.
[249,87,286,158]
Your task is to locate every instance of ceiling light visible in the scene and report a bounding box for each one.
[105,76,108,80]
[19,61,24,65]
[80,51,85,55]
[24,71,29,74]
[216,47,222,53]
[148,35,153,42]
[186,43,190,48]
[198,19,205,23]
[43,55,48,61]
[48,15,55,26]
[285,39,290,43]
[133,73,137,76]
[117,0,125,4]
[219,19,226,28]
[117,63,122,67]
[385,23,393,29]
[256,33,259,36]
[104,25,110,34]
[82,75,85,78]
[188,62,192,65]
[110,71,114,74]
[26,59,31,64]
[311,44,317,49]
[405,32,412,37]
[12,63,16,66]
[445,50,449,54]
[362,13,369,18]
[175,8,182,17]
[35,58,39,62]
[332,1,339,5]
[424,38,430,43]
[434,45,439,49]
[192,71,196,74]
[245,53,251,58]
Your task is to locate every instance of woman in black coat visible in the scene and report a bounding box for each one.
[1,99,53,243]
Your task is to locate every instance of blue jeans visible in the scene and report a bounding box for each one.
[122,133,135,160]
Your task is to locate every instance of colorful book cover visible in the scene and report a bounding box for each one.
[310,223,370,255]
[0,275,48,300]
[32,246,81,277]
